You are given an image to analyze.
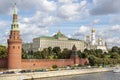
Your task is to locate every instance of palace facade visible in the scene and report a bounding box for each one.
[23,31,85,52]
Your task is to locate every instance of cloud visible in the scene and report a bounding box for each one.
[58,0,73,3]
[36,0,56,12]
[106,37,120,47]
[93,19,100,24]
[110,25,120,32]
[90,0,120,15]
[57,0,87,20]
[73,25,90,38]
[0,0,56,14]
[0,21,8,29]
[19,23,49,42]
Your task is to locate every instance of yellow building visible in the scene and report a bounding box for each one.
[23,31,85,52]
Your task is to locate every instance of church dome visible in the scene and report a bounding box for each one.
[98,38,102,42]
[91,27,95,33]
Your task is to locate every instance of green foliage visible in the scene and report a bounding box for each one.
[110,52,120,59]
[22,45,120,66]
[58,49,71,59]
[111,46,119,52]
[0,45,7,59]
[33,51,45,59]
[22,48,27,59]
[83,46,120,66]
[88,55,97,66]
[53,47,61,54]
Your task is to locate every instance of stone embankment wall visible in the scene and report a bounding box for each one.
[0,68,113,80]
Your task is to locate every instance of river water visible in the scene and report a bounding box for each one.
[37,71,120,80]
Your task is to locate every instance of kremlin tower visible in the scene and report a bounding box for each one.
[7,4,22,69]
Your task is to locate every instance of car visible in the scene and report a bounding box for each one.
[19,70,31,73]
[0,72,2,74]
[3,71,15,74]
[34,69,43,72]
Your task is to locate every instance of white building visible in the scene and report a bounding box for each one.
[85,28,108,53]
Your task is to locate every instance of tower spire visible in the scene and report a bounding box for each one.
[11,3,19,31]
[14,3,17,15]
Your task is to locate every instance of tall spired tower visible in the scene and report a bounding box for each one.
[91,27,96,45]
[7,4,22,69]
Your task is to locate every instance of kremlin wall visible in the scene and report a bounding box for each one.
[0,4,89,70]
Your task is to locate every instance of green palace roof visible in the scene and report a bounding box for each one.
[53,31,67,38]
[37,31,84,42]
[39,36,55,39]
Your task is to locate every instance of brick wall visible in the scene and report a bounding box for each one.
[21,58,89,69]
[21,59,74,69]
[0,58,89,69]
[0,58,7,68]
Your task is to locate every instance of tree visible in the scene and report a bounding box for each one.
[34,51,44,59]
[110,52,120,59]
[48,47,53,55]
[111,46,119,53]
[53,47,61,55]
[95,49,103,58]
[0,45,7,59]
[41,48,49,59]
[63,48,71,58]
[22,48,27,59]
[88,55,97,66]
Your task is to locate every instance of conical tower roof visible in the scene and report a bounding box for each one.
[72,45,77,51]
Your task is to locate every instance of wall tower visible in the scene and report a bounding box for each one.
[7,4,22,69]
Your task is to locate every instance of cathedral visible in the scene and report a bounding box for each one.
[85,28,108,53]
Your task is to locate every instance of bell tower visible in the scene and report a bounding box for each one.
[7,3,22,69]
[91,27,96,45]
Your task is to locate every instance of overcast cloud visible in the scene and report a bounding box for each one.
[90,0,120,15]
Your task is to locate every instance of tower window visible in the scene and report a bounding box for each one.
[13,46,15,49]
[18,46,20,49]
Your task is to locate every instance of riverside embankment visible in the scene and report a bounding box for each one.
[0,67,114,80]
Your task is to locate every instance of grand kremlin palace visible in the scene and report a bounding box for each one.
[23,31,85,52]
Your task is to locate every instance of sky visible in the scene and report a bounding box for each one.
[0,0,120,48]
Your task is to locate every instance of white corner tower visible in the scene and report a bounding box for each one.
[91,27,96,45]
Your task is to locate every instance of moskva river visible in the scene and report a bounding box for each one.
[38,71,120,80]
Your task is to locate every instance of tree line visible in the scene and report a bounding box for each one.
[22,47,72,59]
[0,45,120,66]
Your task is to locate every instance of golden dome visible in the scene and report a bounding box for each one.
[57,30,62,34]
[98,38,102,42]
[86,35,90,38]
[91,27,95,33]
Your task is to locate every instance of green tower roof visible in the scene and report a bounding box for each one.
[11,3,19,31]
